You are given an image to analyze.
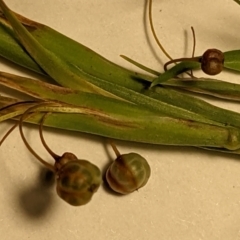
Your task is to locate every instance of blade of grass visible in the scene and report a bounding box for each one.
[162,77,240,101]
[0,71,227,127]
[1,97,240,151]
[1,12,240,104]
[0,10,151,91]
[0,0,116,97]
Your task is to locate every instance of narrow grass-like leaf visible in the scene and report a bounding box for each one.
[1,12,240,104]
[0,11,151,91]
[0,0,115,97]
[0,71,226,127]
[163,77,240,101]
[224,50,240,72]
[150,61,200,88]
[3,71,240,131]
[1,96,240,151]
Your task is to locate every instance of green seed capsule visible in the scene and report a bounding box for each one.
[56,153,102,206]
[106,151,151,194]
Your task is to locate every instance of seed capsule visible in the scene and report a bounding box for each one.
[55,153,101,206]
[106,143,151,194]
[201,48,224,75]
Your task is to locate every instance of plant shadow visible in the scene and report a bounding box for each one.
[16,167,56,219]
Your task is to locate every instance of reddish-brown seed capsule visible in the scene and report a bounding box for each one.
[201,49,224,75]
[106,151,151,194]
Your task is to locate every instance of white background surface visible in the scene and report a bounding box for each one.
[1,0,240,239]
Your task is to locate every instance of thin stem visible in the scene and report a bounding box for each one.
[39,112,60,160]
[0,121,18,146]
[0,101,38,145]
[164,57,200,71]
[0,100,37,111]
[109,141,121,157]
[190,26,196,77]
[149,0,172,60]
[162,27,199,77]
[191,26,196,59]
[19,104,55,172]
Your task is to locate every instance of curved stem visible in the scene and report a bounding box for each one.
[190,26,196,77]
[0,100,37,111]
[19,104,55,172]
[191,26,196,59]
[164,57,200,71]
[39,112,60,160]
[0,121,18,146]
[149,0,172,60]
[0,101,38,146]
[162,27,199,78]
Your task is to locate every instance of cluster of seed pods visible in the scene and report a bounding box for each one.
[13,109,151,207]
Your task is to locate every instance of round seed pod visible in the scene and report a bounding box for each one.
[106,152,151,194]
[55,152,102,206]
[201,48,224,75]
